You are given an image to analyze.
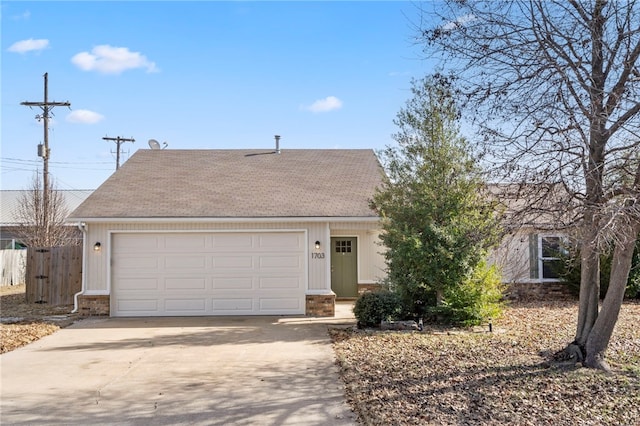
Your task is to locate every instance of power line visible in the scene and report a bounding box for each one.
[20,72,70,244]
[1,159,112,172]
[1,157,113,165]
[102,135,135,170]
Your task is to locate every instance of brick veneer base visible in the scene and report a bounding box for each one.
[306,294,335,317]
[78,294,337,317]
[507,282,575,300]
[358,283,380,295]
[78,295,110,316]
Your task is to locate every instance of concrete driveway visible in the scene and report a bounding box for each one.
[0,303,357,425]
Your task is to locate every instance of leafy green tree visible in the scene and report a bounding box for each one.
[371,75,502,325]
[439,260,506,326]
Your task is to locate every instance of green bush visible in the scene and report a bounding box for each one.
[558,241,640,299]
[353,291,403,327]
[427,261,506,326]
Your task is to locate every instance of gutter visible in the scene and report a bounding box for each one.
[71,222,87,314]
[66,216,382,224]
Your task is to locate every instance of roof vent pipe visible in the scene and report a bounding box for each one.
[274,135,281,154]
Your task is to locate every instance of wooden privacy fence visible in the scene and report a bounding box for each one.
[26,246,82,305]
[0,250,27,286]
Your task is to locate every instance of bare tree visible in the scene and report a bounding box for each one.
[14,173,79,247]
[420,0,640,370]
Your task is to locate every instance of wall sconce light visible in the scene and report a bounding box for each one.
[93,242,101,252]
[315,240,321,250]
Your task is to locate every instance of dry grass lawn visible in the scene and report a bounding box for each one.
[0,284,75,354]
[331,300,640,426]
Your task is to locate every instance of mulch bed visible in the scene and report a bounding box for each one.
[331,300,640,425]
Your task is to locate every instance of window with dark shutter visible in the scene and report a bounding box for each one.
[529,233,539,279]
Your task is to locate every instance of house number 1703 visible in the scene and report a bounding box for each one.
[312,252,325,259]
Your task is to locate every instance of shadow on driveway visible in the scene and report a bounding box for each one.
[0,307,357,425]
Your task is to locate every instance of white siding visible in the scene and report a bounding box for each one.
[488,230,533,284]
[330,221,379,231]
[330,228,386,285]
[83,221,377,297]
[360,231,386,282]
[307,222,330,292]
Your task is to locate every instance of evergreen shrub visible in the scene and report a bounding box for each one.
[353,291,403,327]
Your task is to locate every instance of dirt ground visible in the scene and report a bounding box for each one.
[0,284,77,354]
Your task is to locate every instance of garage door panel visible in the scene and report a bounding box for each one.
[165,278,206,290]
[164,298,206,313]
[259,298,301,311]
[212,298,253,312]
[164,256,207,269]
[163,235,207,249]
[118,278,159,291]
[259,255,302,268]
[259,276,302,289]
[112,232,306,316]
[212,277,253,290]
[117,299,159,313]
[117,257,158,270]
[258,234,303,249]
[115,235,159,251]
[212,234,253,248]
[213,256,254,268]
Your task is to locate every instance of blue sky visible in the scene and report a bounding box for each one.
[2,1,438,191]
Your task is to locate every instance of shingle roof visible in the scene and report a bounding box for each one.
[68,149,384,220]
[1,190,93,225]
[488,183,575,230]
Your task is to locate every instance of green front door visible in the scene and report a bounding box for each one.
[331,237,358,298]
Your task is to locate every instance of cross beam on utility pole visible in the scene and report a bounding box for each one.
[103,136,135,170]
[21,72,70,245]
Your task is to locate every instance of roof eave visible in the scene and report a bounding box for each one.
[67,216,381,224]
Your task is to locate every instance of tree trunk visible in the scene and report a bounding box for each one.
[574,226,600,347]
[584,224,640,370]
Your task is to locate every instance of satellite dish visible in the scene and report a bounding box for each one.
[148,139,161,150]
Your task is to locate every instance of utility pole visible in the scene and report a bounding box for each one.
[21,73,70,246]
[102,136,135,170]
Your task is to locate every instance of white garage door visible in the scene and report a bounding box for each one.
[111,232,306,316]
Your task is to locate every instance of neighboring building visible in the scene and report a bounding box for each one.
[489,230,570,299]
[68,148,387,317]
[0,189,94,249]
[488,184,572,299]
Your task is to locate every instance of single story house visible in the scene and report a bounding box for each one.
[1,189,93,249]
[68,148,387,317]
[489,230,570,298]
[487,183,572,299]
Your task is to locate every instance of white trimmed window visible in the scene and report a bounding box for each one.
[529,234,566,281]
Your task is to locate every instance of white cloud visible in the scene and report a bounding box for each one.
[442,14,476,31]
[71,45,158,74]
[8,38,49,54]
[12,10,31,20]
[302,96,343,113]
[66,110,105,124]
